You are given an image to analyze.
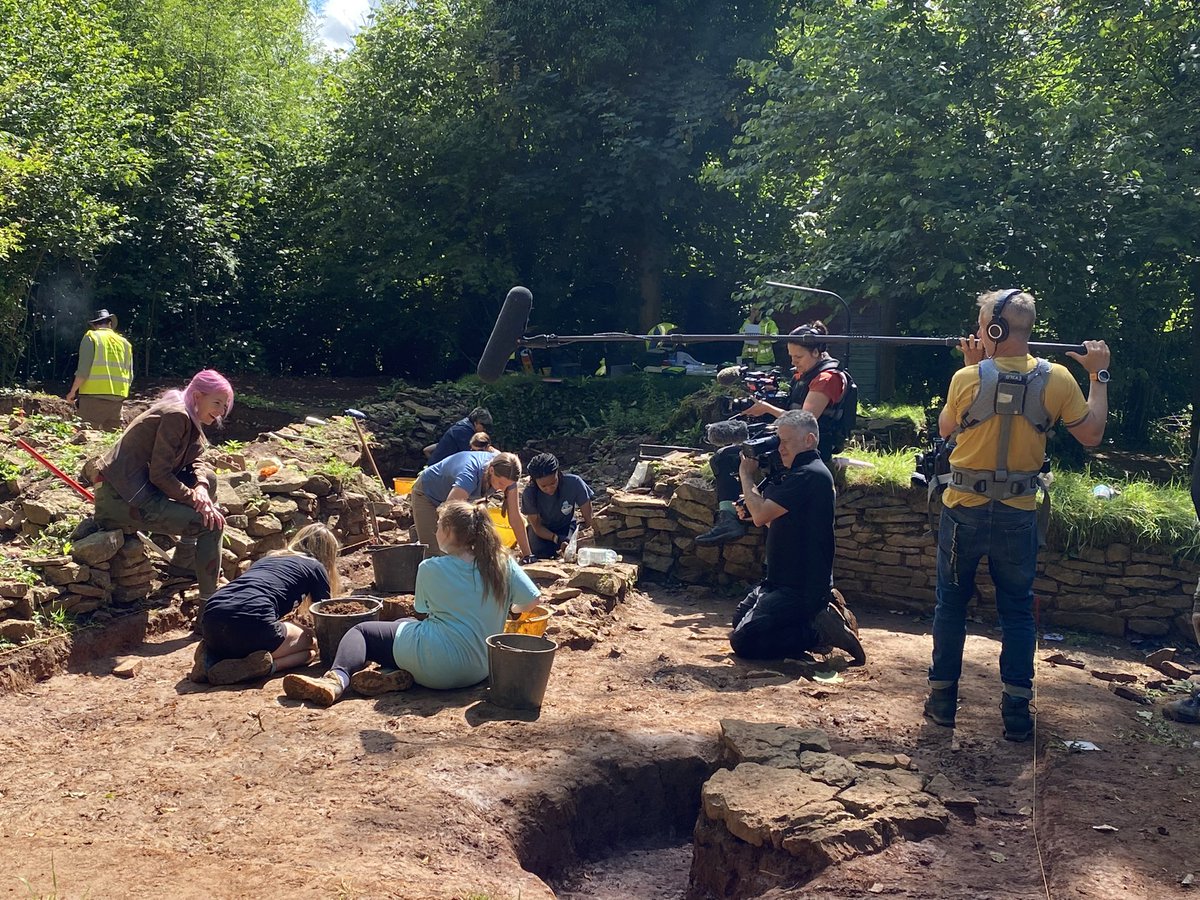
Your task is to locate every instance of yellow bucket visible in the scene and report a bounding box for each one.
[393,476,416,496]
[487,507,520,549]
[504,605,552,637]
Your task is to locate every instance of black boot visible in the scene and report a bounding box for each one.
[696,509,746,545]
[923,683,958,727]
[812,603,866,667]
[1163,691,1200,725]
[1000,693,1033,742]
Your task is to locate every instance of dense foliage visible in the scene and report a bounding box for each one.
[2,0,1199,447]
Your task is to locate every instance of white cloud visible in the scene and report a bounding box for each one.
[313,0,375,53]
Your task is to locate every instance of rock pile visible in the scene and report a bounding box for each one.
[0,420,410,645]
[689,719,964,899]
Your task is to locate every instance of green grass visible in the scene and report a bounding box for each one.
[317,456,362,482]
[857,400,927,430]
[33,603,73,634]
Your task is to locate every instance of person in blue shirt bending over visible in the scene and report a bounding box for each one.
[282,500,541,706]
[426,407,494,465]
[521,453,595,560]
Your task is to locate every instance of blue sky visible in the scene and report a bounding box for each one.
[309,0,375,52]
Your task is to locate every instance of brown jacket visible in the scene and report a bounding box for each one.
[98,399,212,506]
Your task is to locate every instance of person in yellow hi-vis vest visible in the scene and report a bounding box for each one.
[65,309,133,430]
[740,304,779,366]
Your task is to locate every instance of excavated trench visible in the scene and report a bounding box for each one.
[507,746,717,899]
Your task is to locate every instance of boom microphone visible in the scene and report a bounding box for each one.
[715,365,744,386]
[477,286,533,383]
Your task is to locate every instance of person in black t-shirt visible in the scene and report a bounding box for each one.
[729,410,866,666]
[190,524,342,685]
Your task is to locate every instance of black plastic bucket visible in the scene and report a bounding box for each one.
[369,543,426,593]
[310,597,383,665]
[486,633,558,710]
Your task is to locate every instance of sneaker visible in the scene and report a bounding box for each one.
[923,683,958,727]
[812,603,867,667]
[351,666,415,697]
[207,650,274,686]
[1001,693,1033,742]
[1163,692,1200,725]
[187,641,209,684]
[696,510,746,546]
[283,672,344,707]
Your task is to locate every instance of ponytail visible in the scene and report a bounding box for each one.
[439,500,510,605]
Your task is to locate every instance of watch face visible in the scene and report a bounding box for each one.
[1096,369,1111,383]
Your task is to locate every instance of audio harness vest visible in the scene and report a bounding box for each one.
[929,357,1055,542]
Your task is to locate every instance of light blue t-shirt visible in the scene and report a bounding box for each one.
[392,555,539,689]
[417,450,494,504]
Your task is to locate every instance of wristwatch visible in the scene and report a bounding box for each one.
[1090,369,1111,383]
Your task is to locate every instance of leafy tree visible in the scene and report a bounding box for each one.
[0,0,151,380]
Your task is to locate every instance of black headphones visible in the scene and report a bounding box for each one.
[788,325,828,354]
[986,289,1024,343]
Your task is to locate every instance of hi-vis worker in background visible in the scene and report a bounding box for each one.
[740,304,779,367]
[65,308,134,431]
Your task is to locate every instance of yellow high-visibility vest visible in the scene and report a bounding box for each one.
[79,330,133,397]
[740,317,779,364]
[645,321,678,350]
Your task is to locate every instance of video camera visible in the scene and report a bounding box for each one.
[716,366,789,419]
[911,438,954,491]
[911,408,952,491]
[741,432,786,482]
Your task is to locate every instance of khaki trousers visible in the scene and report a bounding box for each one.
[94,478,222,599]
[409,480,444,556]
[77,394,124,431]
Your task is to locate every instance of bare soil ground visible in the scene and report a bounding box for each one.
[2,551,1199,900]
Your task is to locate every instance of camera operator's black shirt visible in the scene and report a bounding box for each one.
[762,449,835,594]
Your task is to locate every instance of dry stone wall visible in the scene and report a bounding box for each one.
[0,468,410,644]
[594,475,1198,642]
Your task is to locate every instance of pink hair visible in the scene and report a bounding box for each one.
[161,369,234,427]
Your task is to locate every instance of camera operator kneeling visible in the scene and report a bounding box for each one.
[729,410,866,666]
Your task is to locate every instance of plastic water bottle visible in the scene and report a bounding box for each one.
[578,547,620,567]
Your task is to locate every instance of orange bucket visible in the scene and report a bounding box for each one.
[504,605,552,637]
[393,476,416,496]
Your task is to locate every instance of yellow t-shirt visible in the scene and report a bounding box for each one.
[944,355,1089,510]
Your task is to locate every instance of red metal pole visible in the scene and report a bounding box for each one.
[15,439,94,502]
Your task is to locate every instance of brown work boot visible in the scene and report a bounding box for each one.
[351,665,415,697]
[188,641,210,684]
[813,603,867,667]
[283,672,344,707]
[207,650,274,686]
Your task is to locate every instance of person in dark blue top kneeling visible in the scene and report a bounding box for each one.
[191,523,341,686]
[520,453,595,560]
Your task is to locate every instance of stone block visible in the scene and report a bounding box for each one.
[1128,618,1171,636]
[0,619,36,641]
[668,497,714,525]
[69,529,124,565]
[247,514,283,537]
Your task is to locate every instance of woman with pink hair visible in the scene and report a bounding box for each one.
[93,370,234,600]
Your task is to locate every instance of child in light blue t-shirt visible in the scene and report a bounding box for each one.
[283,500,540,705]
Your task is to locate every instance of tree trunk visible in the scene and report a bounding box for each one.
[878,294,897,401]
[634,223,665,334]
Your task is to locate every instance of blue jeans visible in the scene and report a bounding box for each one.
[929,502,1039,694]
